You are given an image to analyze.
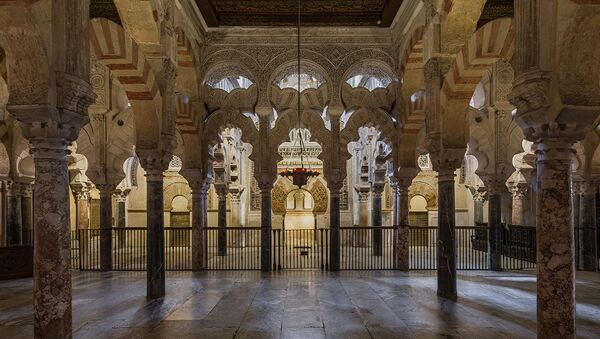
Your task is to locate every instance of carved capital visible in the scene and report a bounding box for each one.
[511,183,529,200]
[96,183,116,197]
[471,187,488,203]
[137,149,171,181]
[430,148,465,181]
[580,180,598,197]
[72,184,91,201]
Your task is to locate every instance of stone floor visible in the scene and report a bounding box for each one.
[1,270,600,338]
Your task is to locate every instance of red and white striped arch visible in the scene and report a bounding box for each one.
[89,18,160,102]
[441,18,514,102]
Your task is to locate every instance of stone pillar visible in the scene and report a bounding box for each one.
[471,188,487,225]
[511,183,529,226]
[187,175,208,272]
[73,185,91,231]
[433,151,463,301]
[260,185,272,271]
[486,181,503,271]
[215,187,227,256]
[371,187,384,257]
[329,187,341,271]
[579,181,598,272]
[535,139,576,337]
[114,189,129,249]
[30,137,75,338]
[355,189,370,247]
[21,184,33,245]
[229,190,244,247]
[0,181,7,247]
[6,181,23,245]
[139,156,168,299]
[394,177,413,271]
[97,184,114,272]
[572,181,581,229]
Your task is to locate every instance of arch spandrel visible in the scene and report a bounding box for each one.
[0,7,50,106]
[89,18,163,150]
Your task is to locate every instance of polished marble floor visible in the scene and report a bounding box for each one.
[1,270,600,338]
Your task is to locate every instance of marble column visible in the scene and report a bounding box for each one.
[487,182,503,271]
[579,181,598,272]
[6,181,23,245]
[535,140,576,337]
[260,186,272,272]
[31,138,73,338]
[1,181,7,247]
[230,190,244,247]
[97,184,114,272]
[216,188,227,256]
[21,184,33,245]
[572,181,581,229]
[437,163,459,301]
[330,187,341,271]
[145,166,166,298]
[371,187,384,257]
[73,185,90,231]
[115,190,128,249]
[472,188,487,225]
[355,189,370,247]
[511,184,528,226]
[191,182,208,271]
[395,180,411,271]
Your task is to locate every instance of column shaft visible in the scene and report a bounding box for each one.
[261,190,272,271]
[6,184,22,245]
[474,200,484,225]
[535,141,575,337]
[217,195,227,256]
[191,188,207,271]
[21,187,33,245]
[372,192,383,256]
[146,177,165,298]
[580,191,598,272]
[98,187,113,272]
[31,141,72,338]
[437,170,457,301]
[488,192,502,271]
[396,186,410,271]
[329,192,340,271]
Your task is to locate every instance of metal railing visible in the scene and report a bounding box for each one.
[273,228,328,270]
[71,229,101,270]
[340,226,395,270]
[205,227,262,270]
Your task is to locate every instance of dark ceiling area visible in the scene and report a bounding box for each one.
[477,0,513,28]
[90,0,121,25]
[197,0,404,27]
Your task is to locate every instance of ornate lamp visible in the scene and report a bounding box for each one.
[279,0,319,188]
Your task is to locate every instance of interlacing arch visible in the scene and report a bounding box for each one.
[203,109,260,161]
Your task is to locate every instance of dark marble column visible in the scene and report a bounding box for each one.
[191,183,208,271]
[145,169,165,298]
[396,182,411,271]
[580,181,598,272]
[21,184,33,245]
[216,189,227,256]
[371,189,383,257]
[1,181,7,247]
[6,181,23,245]
[487,188,502,271]
[260,187,272,272]
[535,140,575,337]
[329,189,341,271]
[115,190,128,249]
[437,166,457,301]
[31,138,73,338]
[74,186,90,230]
[97,184,114,272]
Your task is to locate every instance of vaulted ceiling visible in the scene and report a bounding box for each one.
[197,0,404,27]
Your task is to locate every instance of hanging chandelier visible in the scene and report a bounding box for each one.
[279,0,319,188]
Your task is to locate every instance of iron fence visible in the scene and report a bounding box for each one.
[205,227,262,270]
[273,228,328,270]
[340,226,395,270]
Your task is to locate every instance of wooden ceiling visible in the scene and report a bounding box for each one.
[197,0,404,27]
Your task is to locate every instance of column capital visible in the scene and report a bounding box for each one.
[470,186,488,203]
[579,180,599,197]
[137,149,171,181]
[430,148,464,181]
[511,183,529,200]
[214,184,228,200]
[6,180,22,197]
[480,175,507,195]
[72,183,91,201]
[535,137,576,162]
[114,188,130,202]
[96,184,116,197]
